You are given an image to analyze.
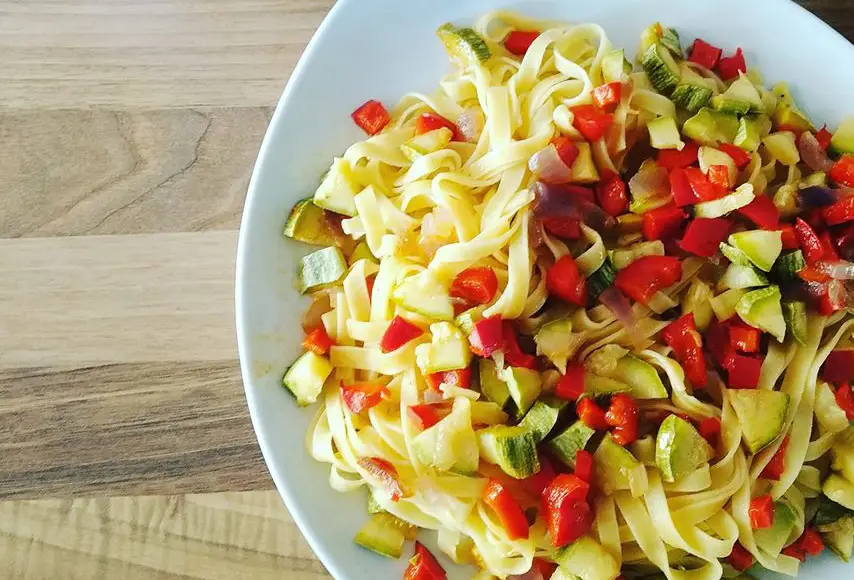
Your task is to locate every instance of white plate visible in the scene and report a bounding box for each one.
[235,1,854,578]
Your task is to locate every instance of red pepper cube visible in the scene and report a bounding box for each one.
[835,384,854,420]
[574,450,595,483]
[407,404,442,430]
[547,255,587,307]
[643,203,686,241]
[678,218,731,257]
[718,143,752,169]
[482,479,530,540]
[596,174,628,217]
[799,527,825,557]
[816,126,833,151]
[728,321,761,353]
[577,398,609,431]
[351,100,390,135]
[405,542,447,580]
[502,322,539,370]
[760,436,789,481]
[303,326,334,355]
[749,495,775,530]
[592,82,622,112]
[542,475,594,547]
[820,350,854,385]
[738,196,780,229]
[707,164,731,189]
[777,224,799,250]
[469,316,504,358]
[380,316,424,353]
[688,38,723,70]
[415,113,461,141]
[794,217,826,263]
[614,255,682,304]
[341,382,388,414]
[727,542,755,572]
[504,30,539,56]
[669,167,701,207]
[684,167,726,201]
[718,47,747,81]
[698,417,721,448]
[551,136,580,168]
[570,105,614,142]
[782,544,806,563]
[823,192,854,226]
[726,353,762,389]
[556,362,586,401]
[829,154,854,188]
[657,141,700,170]
[661,313,708,387]
[605,393,639,446]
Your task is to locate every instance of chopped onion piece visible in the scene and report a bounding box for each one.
[799,131,835,173]
[457,107,485,143]
[598,286,644,348]
[816,260,854,280]
[508,570,544,580]
[532,181,614,232]
[529,144,573,184]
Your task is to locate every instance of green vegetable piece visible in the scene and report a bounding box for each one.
[412,397,479,474]
[754,500,797,556]
[613,355,668,399]
[830,116,854,156]
[694,183,755,218]
[641,43,680,95]
[502,366,543,418]
[823,517,854,562]
[801,171,828,189]
[660,27,682,56]
[772,250,806,283]
[774,104,815,134]
[671,83,713,113]
[366,488,384,514]
[736,286,786,342]
[477,425,540,479]
[825,474,854,511]
[587,258,617,301]
[547,420,596,469]
[816,381,850,433]
[729,389,790,453]
[718,264,770,291]
[720,243,752,266]
[283,199,336,246]
[595,434,648,496]
[584,373,631,396]
[414,322,471,375]
[734,116,764,152]
[354,513,407,558]
[570,142,600,184]
[815,494,854,527]
[393,272,453,320]
[832,441,854,482]
[553,536,620,580]
[682,108,720,145]
[349,241,376,265]
[313,158,359,216]
[710,288,747,322]
[534,319,576,373]
[282,351,333,406]
[518,397,569,443]
[400,127,453,160]
[711,75,764,115]
[648,116,685,150]
[602,48,633,83]
[763,131,800,166]
[299,246,348,294]
[436,23,491,64]
[782,301,808,346]
[682,279,714,331]
[454,306,486,336]
[728,230,783,272]
[478,358,511,408]
[655,415,714,482]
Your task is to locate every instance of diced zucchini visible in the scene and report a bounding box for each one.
[298,246,348,293]
[553,535,620,580]
[587,258,617,301]
[436,23,491,65]
[728,389,790,453]
[763,131,800,166]
[585,374,631,396]
[354,513,407,558]
[681,108,719,145]
[367,488,384,514]
[415,322,471,375]
[478,425,540,479]
[801,171,828,189]
[314,158,359,217]
[479,358,511,408]
[534,319,576,374]
[710,288,748,321]
[830,116,854,156]
[547,420,596,469]
[454,306,485,336]
[611,241,665,270]
[641,43,680,95]
[638,23,664,58]
[282,351,333,406]
[816,494,854,527]
[586,345,629,377]
[284,199,336,246]
[694,183,755,218]
[771,82,815,133]
[754,500,797,556]
[502,367,543,418]
[682,279,714,331]
[570,142,600,184]
[816,381,850,433]
[772,250,806,283]
[648,116,685,150]
[470,401,509,426]
[401,127,453,161]
[720,242,752,266]
[595,434,648,496]
[823,518,854,562]
[824,474,854,511]
[783,301,808,346]
[655,414,714,482]
[718,264,770,291]
[734,116,764,152]
[518,397,569,443]
[350,241,377,265]
[602,48,633,83]
[612,355,668,399]
[393,272,453,320]
[728,230,783,272]
[698,146,737,186]
[711,75,764,115]
[671,83,713,113]
[660,27,682,57]
[412,397,479,474]
[713,110,741,144]
[736,286,786,342]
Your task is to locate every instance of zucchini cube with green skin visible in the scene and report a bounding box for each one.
[401,127,453,161]
[823,517,854,562]
[553,535,620,580]
[648,116,684,150]
[671,66,712,112]
[313,158,359,217]
[601,48,632,83]
[782,301,808,346]
[298,246,348,294]
[824,474,854,511]
[518,397,569,443]
[354,513,407,559]
[772,250,806,283]
[728,389,790,453]
[534,319,575,373]
[477,425,540,479]
[478,358,511,408]
[282,351,333,406]
[283,199,337,246]
[655,415,714,483]
[547,420,595,469]
[712,75,765,115]
[392,271,453,320]
[693,184,755,218]
[729,230,783,272]
[830,116,854,156]
[641,43,680,95]
[415,322,471,375]
[718,264,769,291]
[736,286,786,343]
[734,116,764,152]
[412,397,479,474]
[500,366,542,419]
[436,23,490,65]
[611,354,668,399]
[595,434,648,496]
[754,500,797,556]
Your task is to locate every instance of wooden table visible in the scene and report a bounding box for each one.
[0,1,849,578]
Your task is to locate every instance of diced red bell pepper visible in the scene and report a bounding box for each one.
[408,404,443,430]
[366,274,376,299]
[352,100,390,135]
[718,47,747,81]
[739,196,780,229]
[551,136,581,168]
[522,454,557,497]
[504,30,540,56]
[698,416,721,448]
[782,543,806,562]
[529,558,558,580]
[592,82,623,112]
[661,313,708,387]
[823,192,854,226]
[685,166,726,201]
[760,436,789,481]
[643,203,686,241]
[705,318,732,368]
[303,326,334,355]
[815,126,833,151]
[678,218,732,257]
[574,450,595,483]
[670,167,701,207]
[835,384,854,420]
[596,174,629,217]
[820,231,840,261]
[823,350,854,384]
[341,382,388,414]
[380,316,424,353]
[727,542,755,572]
[777,223,799,250]
[542,475,593,547]
[426,367,472,391]
[707,164,731,189]
[830,154,854,188]
[718,143,752,169]
[749,495,775,529]
[547,255,587,306]
[688,38,723,70]
[451,267,499,305]
[502,322,538,369]
[482,478,530,540]
[415,113,461,141]
[470,316,504,357]
[726,353,762,389]
[577,398,609,430]
[404,542,447,580]
[728,320,761,353]
[798,265,831,283]
[570,105,614,142]
[799,527,826,557]
[794,217,826,263]
[543,217,582,239]
[657,140,700,170]
[556,362,585,401]
[614,255,682,304]
[358,457,410,501]
[605,393,639,446]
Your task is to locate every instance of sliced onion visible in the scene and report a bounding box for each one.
[508,569,544,580]
[423,388,445,404]
[301,291,331,332]
[799,186,839,208]
[799,131,835,173]
[598,286,644,348]
[457,107,485,143]
[532,181,614,232]
[529,145,574,184]
[628,161,670,201]
[816,260,854,280]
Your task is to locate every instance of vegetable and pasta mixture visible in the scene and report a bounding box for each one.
[281,11,854,580]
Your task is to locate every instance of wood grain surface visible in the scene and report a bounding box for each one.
[0,1,850,578]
